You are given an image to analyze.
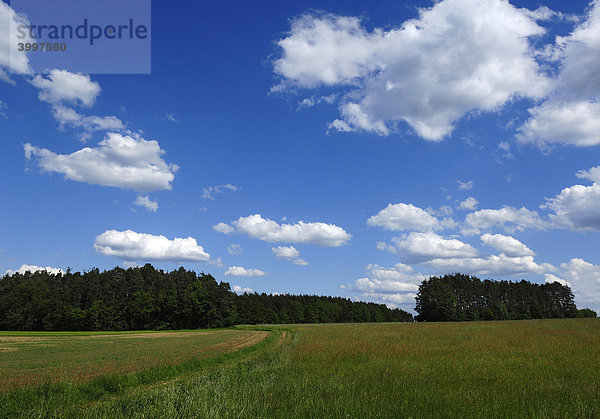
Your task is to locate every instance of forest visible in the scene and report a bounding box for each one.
[0,264,412,331]
[415,273,596,321]
[0,266,595,331]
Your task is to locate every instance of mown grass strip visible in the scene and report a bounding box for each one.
[0,327,277,418]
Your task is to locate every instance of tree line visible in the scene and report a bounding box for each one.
[415,273,596,322]
[0,264,412,331]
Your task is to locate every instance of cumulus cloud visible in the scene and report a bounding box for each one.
[423,254,554,277]
[544,180,600,232]
[0,2,33,83]
[480,233,535,257]
[272,245,309,266]
[24,132,178,191]
[458,197,478,211]
[552,258,600,310]
[274,0,550,140]
[227,244,242,255]
[518,1,600,147]
[545,273,571,287]
[463,206,548,235]
[390,232,479,263]
[232,285,255,294]
[5,264,64,276]
[213,223,235,234]
[216,214,351,247]
[518,101,600,147]
[134,196,158,213]
[31,70,101,107]
[224,266,267,277]
[342,263,425,308]
[368,203,454,232]
[272,245,300,259]
[201,184,238,199]
[94,230,210,262]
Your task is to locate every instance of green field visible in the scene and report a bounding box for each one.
[1,319,599,417]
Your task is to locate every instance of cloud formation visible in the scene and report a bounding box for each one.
[390,232,479,263]
[94,230,210,262]
[31,70,101,107]
[272,245,308,265]
[216,214,351,247]
[5,264,64,276]
[25,133,178,192]
[274,0,550,140]
[134,196,158,213]
[368,203,454,232]
[224,266,267,277]
[480,233,535,257]
[518,1,600,147]
[342,263,424,308]
[462,206,548,235]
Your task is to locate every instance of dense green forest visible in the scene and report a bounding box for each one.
[0,264,412,331]
[415,273,596,322]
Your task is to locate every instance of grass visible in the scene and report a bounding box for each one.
[0,328,267,389]
[1,319,599,417]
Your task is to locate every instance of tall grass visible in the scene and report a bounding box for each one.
[2,319,599,417]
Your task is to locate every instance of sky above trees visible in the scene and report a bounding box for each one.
[1,0,600,313]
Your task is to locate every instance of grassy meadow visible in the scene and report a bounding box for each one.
[1,319,599,417]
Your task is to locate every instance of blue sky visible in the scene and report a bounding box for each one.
[2,0,600,312]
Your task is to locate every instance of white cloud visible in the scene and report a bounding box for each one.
[544,181,600,232]
[274,0,550,140]
[0,2,33,83]
[424,254,554,277]
[458,197,478,211]
[577,166,600,183]
[462,206,547,235]
[272,245,309,266]
[227,244,242,255]
[457,180,474,191]
[480,233,535,257]
[134,196,158,213]
[213,223,235,234]
[545,273,571,287]
[390,232,478,263]
[224,266,267,277]
[5,264,63,276]
[232,285,255,294]
[51,105,125,136]
[342,263,424,308]
[201,184,238,199]
[518,1,600,147]
[94,230,210,262]
[517,101,600,147]
[31,70,101,107]
[367,203,452,232]
[217,214,351,247]
[272,245,300,259]
[24,132,178,192]
[555,258,600,310]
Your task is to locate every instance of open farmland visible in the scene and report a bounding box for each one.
[1,319,599,417]
[0,329,268,390]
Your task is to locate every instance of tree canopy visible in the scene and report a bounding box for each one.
[0,264,412,331]
[415,273,595,322]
